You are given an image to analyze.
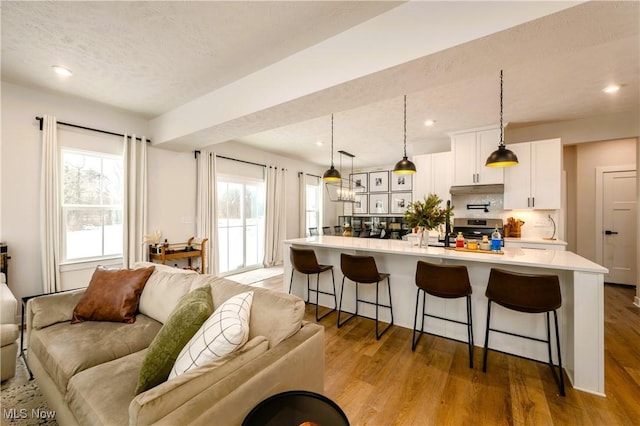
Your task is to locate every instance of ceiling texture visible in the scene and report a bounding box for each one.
[2,1,639,168]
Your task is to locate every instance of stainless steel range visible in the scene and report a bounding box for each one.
[445,218,504,246]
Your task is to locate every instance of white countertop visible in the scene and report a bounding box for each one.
[504,237,568,246]
[284,236,607,274]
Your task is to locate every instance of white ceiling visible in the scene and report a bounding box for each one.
[2,1,639,168]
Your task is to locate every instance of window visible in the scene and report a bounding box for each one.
[305,179,321,235]
[217,177,265,274]
[61,149,123,261]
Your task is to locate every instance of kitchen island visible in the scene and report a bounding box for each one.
[284,236,608,396]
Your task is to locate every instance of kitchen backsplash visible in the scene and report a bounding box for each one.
[450,194,561,240]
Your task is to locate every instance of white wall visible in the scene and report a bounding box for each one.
[1,83,335,307]
[1,82,149,303]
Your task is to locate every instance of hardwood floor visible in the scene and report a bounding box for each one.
[254,276,640,425]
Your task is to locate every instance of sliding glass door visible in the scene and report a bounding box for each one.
[217,178,265,275]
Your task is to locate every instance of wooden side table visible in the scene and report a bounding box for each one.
[148,237,208,274]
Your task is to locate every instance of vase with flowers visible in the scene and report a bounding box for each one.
[403,194,454,247]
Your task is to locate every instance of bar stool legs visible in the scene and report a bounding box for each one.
[412,289,474,368]
[337,275,393,340]
[290,268,337,321]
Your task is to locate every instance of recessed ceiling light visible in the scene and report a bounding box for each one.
[603,84,620,93]
[315,140,324,146]
[52,66,72,77]
[424,119,436,127]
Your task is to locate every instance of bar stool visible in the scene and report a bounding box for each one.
[322,226,331,235]
[338,253,393,339]
[289,247,337,321]
[482,268,565,396]
[412,261,474,368]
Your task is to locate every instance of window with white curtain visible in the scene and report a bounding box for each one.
[305,176,322,235]
[61,149,124,262]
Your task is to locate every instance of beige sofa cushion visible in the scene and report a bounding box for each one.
[130,336,269,425]
[138,270,199,324]
[204,276,305,348]
[30,290,86,330]
[65,337,268,426]
[29,315,161,394]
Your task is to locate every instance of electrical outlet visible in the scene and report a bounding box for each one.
[534,218,552,227]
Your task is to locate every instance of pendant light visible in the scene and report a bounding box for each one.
[393,95,417,175]
[323,114,342,182]
[485,70,519,168]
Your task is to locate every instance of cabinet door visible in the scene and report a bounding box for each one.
[504,142,532,209]
[452,132,477,185]
[412,154,434,202]
[477,128,504,184]
[432,151,453,207]
[530,138,561,209]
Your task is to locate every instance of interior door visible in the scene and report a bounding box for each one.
[603,170,637,285]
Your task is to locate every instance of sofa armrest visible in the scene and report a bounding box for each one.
[26,289,86,333]
[130,322,324,426]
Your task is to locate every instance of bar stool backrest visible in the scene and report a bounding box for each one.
[290,247,322,275]
[485,268,561,313]
[341,253,381,283]
[416,261,472,298]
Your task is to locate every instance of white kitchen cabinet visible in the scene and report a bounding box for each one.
[413,151,452,207]
[504,138,561,210]
[452,128,503,185]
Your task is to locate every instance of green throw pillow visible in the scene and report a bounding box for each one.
[135,285,213,395]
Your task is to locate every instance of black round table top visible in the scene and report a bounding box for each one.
[242,390,349,426]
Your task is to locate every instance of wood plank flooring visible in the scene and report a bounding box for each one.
[254,276,640,425]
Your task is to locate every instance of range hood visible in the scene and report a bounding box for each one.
[449,184,504,195]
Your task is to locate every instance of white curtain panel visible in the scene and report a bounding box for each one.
[196,150,218,275]
[298,172,307,238]
[122,134,148,268]
[264,166,287,267]
[40,115,61,293]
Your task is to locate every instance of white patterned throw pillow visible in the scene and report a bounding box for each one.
[169,291,253,379]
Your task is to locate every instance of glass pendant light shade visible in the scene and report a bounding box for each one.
[323,114,342,182]
[393,95,417,175]
[486,70,518,168]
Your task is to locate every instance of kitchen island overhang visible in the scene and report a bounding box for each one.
[284,236,608,396]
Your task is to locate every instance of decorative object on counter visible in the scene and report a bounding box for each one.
[456,232,465,248]
[491,225,502,252]
[467,240,479,250]
[403,193,454,247]
[543,214,557,240]
[393,95,417,175]
[342,224,352,237]
[505,217,525,238]
[322,114,341,182]
[480,235,491,251]
[485,70,519,168]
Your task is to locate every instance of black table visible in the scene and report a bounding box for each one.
[243,390,349,426]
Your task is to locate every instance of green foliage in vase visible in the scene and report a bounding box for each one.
[403,193,454,230]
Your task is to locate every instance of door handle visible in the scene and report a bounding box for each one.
[604,230,619,235]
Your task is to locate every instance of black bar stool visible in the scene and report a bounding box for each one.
[289,247,337,321]
[322,226,331,235]
[482,268,565,396]
[338,253,393,340]
[412,261,474,368]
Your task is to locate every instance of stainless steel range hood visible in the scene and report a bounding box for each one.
[449,184,504,195]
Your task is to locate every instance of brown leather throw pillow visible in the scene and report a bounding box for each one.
[71,266,155,324]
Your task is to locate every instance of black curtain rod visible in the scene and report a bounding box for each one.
[298,171,321,179]
[35,116,151,143]
[194,151,266,168]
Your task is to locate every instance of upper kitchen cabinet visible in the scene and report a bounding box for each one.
[452,127,504,186]
[504,138,561,210]
[413,151,452,206]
